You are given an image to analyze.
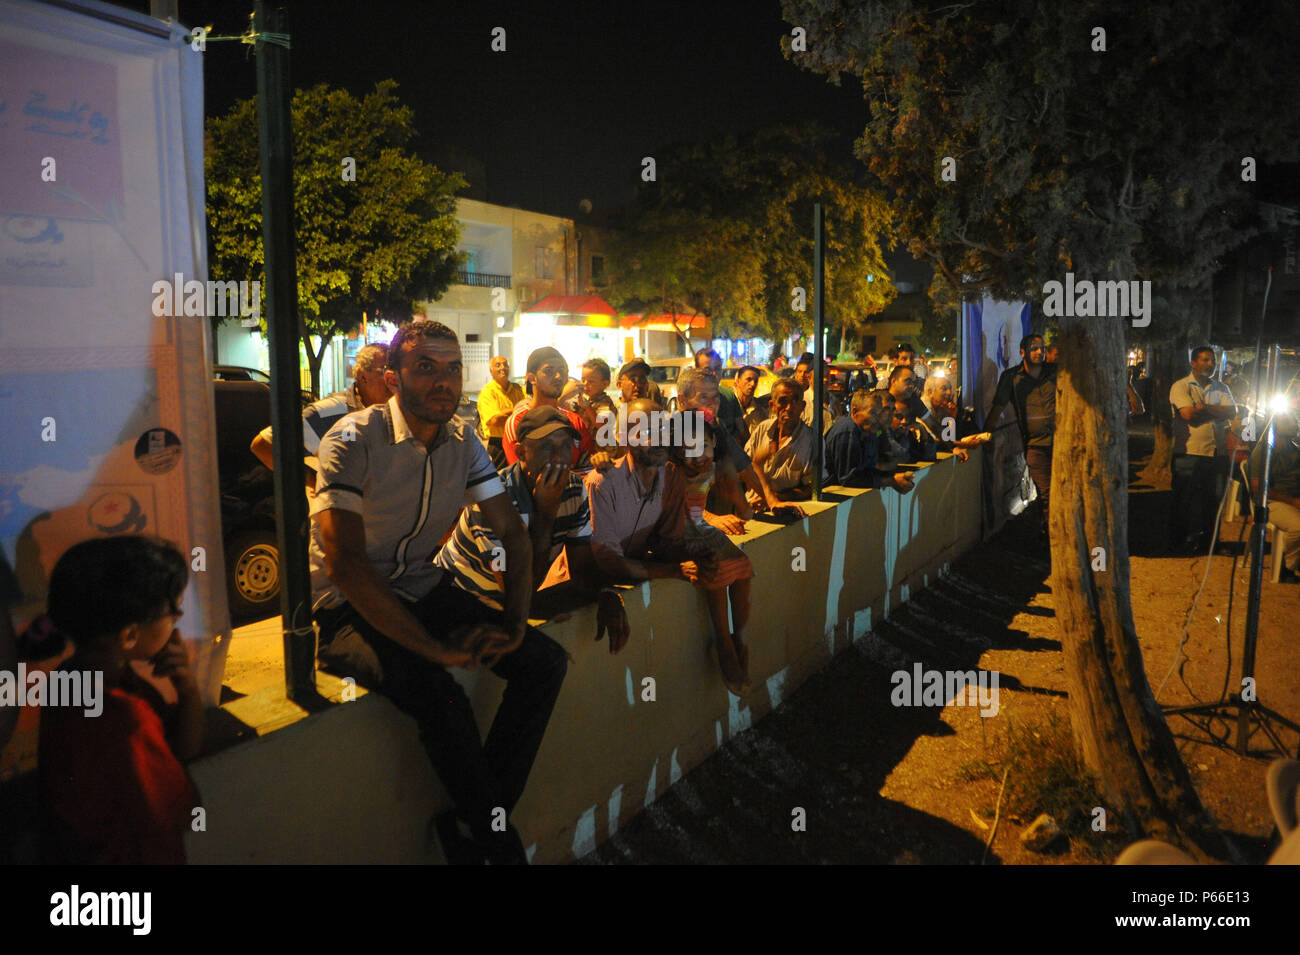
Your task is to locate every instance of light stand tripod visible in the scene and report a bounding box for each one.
[1165,343,1300,757]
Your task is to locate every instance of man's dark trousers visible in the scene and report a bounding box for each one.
[315,578,567,861]
[1025,444,1052,540]
[1170,452,1220,551]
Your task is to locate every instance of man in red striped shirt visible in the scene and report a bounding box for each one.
[502,347,596,469]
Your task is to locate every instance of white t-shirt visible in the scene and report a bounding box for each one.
[1170,374,1235,457]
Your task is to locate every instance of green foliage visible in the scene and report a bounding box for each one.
[206,80,465,390]
[604,124,896,341]
[780,1,1300,310]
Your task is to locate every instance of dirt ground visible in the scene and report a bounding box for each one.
[583,427,1300,864]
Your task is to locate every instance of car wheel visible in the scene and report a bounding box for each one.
[226,529,280,621]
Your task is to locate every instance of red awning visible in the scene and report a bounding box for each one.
[522,295,618,316]
[621,312,707,331]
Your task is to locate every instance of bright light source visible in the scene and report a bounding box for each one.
[933,369,946,378]
[1270,392,1290,414]
[496,315,505,328]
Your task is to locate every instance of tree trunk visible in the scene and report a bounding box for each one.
[303,333,326,399]
[1141,341,1178,489]
[1052,311,1234,860]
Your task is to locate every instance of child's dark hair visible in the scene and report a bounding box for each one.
[47,536,188,645]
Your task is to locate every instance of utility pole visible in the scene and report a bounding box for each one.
[254,2,315,701]
[813,203,825,501]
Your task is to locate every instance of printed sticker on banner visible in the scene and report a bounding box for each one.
[134,428,181,475]
[87,491,146,534]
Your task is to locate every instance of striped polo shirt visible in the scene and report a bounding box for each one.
[255,386,364,457]
[435,462,591,610]
[308,396,505,609]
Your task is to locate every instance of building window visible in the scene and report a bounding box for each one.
[535,246,555,280]
[590,255,605,282]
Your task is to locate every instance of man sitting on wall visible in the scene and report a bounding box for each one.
[744,379,818,502]
[309,321,566,865]
[436,406,630,650]
[824,390,915,493]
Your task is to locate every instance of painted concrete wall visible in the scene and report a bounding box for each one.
[184,450,982,864]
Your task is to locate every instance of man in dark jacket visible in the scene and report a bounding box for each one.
[987,334,1057,542]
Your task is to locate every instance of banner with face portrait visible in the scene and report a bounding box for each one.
[962,294,1034,536]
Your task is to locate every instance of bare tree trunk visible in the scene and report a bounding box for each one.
[1052,311,1234,860]
[302,333,326,399]
[1141,341,1178,489]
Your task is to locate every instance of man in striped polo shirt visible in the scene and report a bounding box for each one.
[437,406,630,651]
[250,343,390,491]
[309,321,566,865]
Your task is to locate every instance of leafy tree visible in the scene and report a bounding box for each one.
[783,0,1300,858]
[206,80,465,395]
[604,124,896,344]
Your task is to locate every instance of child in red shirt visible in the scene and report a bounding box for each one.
[38,536,203,864]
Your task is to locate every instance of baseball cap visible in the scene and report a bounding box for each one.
[526,347,567,375]
[618,358,651,380]
[515,405,577,443]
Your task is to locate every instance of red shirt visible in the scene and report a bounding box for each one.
[39,668,197,865]
[501,400,596,467]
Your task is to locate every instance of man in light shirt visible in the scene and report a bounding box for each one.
[1168,345,1237,554]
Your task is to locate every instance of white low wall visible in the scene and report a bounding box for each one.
[185,450,983,864]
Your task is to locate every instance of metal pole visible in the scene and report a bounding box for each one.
[1237,343,1280,752]
[255,2,315,701]
[812,203,825,501]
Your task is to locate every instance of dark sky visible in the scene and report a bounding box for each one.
[124,0,868,218]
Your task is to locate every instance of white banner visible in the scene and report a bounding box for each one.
[0,0,228,705]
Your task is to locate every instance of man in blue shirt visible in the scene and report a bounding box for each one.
[824,390,915,493]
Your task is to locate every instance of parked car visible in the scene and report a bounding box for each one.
[213,379,280,623]
[214,364,315,408]
[647,356,694,411]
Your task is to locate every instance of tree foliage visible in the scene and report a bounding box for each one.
[604,124,897,342]
[780,0,1300,300]
[206,80,465,394]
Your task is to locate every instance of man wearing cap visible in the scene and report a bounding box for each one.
[616,358,652,407]
[310,321,566,865]
[502,347,597,469]
[437,406,631,649]
[478,354,525,470]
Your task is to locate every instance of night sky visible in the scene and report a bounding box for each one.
[121,0,867,218]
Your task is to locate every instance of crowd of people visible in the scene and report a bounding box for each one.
[25,324,984,866]
[19,319,1299,867]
